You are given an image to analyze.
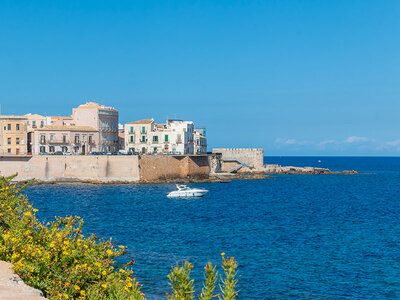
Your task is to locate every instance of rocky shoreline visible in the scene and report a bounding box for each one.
[262,164,358,175]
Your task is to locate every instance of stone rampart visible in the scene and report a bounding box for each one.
[212,148,264,172]
[139,155,210,181]
[0,155,213,183]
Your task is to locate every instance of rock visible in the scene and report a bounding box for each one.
[262,164,358,175]
[0,261,47,299]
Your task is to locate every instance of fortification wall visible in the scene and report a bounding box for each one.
[0,155,211,183]
[139,155,210,181]
[0,155,140,182]
[212,148,264,171]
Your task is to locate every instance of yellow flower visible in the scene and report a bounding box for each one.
[221,252,225,257]
[102,270,106,275]
[127,282,133,288]
[80,290,86,296]
[101,283,107,289]
[74,285,80,290]
[118,245,124,249]
[106,249,113,256]
[63,294,69,299]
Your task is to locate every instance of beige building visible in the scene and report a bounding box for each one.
[0,116,28,155]
[124,119,204,155]
[32,126,98,155]
[24,114,50,131]
[72,102,119,153]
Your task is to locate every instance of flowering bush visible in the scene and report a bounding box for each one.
[0,175,239,299]
[0,175,144,299]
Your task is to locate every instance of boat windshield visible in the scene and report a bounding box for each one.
[177,185,190,190]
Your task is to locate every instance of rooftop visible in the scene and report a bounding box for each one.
[126,119,154,124]
[76,102,117,111]
[36,125,97,132]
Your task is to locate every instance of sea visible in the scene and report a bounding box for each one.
[24,157,400,299]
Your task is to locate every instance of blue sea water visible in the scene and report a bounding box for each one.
[24,157,400,299]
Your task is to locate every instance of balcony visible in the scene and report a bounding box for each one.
[48,139,69,144]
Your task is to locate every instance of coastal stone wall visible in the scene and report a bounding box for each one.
[0,154,212,183]
[212,148,264,172]
[139,155,210,181]
[0,155,140,182]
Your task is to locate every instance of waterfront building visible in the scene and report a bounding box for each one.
[118,133,125,151]
[31,125,98,155]
[24,114,51,131]
[124,119,200,155]
[72,102,119,153]
[0,116,28,155]
[194,128,207,155]
[49,116,74,126]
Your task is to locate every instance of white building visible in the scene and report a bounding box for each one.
[124,119,204,155]
[194,128,207,155]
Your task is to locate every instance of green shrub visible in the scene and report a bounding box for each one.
[0,175,144,299]
[0,175,240,299]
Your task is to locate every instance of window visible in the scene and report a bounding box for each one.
[130,127,134,133]
[50,135,54,142]
[40,146,45,153]
[32,121,36,128]
[49,146,55,153]
[63,135,67,143]
[40,135,45,143]
[130,135,134,142]
[40,121,44,128]
[7,149,11,153]
[16,138,20,145]
[89,136,93,144]
[142,126,145,133]
[61,146,68,152]
[165,135,168,142]
[27,120,30,126]
[7,124,11,130]
[16,149,19,155]
[141,136,146,142]
[82,135,86,143]
[153,136,158,142]
[75,135,80,143]
[16,124,20,131]
[7,138,11,145]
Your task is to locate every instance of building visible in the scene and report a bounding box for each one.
[0,116,28,155]
[31,125,98,155]
[194,128,207,155]
[72,102,119,153]
[124,119,200,155]
[24,114,51,131]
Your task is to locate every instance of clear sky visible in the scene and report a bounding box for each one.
[1,1,399,155]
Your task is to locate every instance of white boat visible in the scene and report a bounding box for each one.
[167,184,208,198]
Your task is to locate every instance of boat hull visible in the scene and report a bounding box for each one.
[167,190,208,198]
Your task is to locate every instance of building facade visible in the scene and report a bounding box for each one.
[194,128,207,155]
[124,119,203,155]
[0,116,28,155]
[31,126,98,155]
[72,102,119,153]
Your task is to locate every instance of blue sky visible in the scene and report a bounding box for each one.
[0,0,399,155]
